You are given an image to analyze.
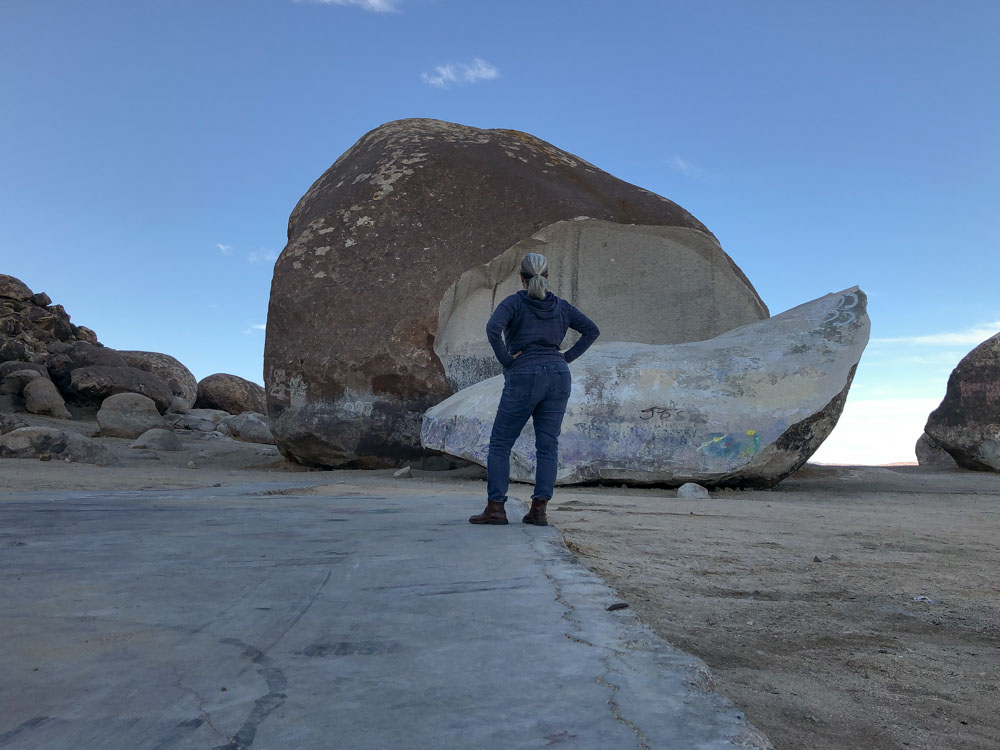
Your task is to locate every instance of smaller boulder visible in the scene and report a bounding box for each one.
[0,426,121,465]
[70,366,173,413]
[129,428,183,451]
[677,483,710,499]
[118,350,198,411]
[1,369,44,396]
[195,373,266,415]
[0,413,29,435]
[97,393,167,438]
[924,332,1000,472]
[219,412,275,445]
[915,433,958,469]
[23,378,72,419]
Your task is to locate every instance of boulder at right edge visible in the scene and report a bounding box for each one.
[924,332,1000,471]
[423,288,869,488]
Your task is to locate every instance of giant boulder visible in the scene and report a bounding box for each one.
[422,288,869,488]
[924,332,1000,472]
[265,118,767,468]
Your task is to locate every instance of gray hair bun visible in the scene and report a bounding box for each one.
[520,252,549,300]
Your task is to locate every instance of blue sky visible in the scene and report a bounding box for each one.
[2,0,998,463]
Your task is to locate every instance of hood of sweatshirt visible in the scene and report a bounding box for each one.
[518,290,560,318]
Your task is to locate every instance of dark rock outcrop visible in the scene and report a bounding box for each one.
[924,333,1000,471]
[195,374,266,416]
[0,275,100,362]
[265,118,766,468]
[119,350,198,411]
[70,366,174,413]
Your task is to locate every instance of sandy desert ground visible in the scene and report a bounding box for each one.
[2,418,998,750]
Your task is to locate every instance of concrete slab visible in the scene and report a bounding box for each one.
[0,484,771,749]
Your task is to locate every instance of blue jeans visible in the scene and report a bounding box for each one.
[487,360,572,503]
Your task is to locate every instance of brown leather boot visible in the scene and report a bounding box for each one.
[468,500,508,525]
[522,498,549,526]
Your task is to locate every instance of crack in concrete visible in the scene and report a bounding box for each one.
[530,525,650,748]
[596,662,652,750]
[164,663,229,745]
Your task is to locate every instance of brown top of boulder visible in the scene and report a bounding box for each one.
[119,350,198,410]
[195,373,266,415]
[925,332,1000,471]
[265,118,765,464]
[0,274,33,301]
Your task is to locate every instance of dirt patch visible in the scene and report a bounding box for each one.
[552,465,1000,750]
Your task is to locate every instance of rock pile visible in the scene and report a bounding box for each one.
[923,332,1000,472]
[1,274,276,454]
[265,118,767,468]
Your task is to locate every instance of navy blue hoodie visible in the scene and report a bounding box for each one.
[486,291,600,370]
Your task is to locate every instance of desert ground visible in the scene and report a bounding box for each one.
[2,417,998,750]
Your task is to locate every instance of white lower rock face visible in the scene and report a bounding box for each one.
[422,288,869,488]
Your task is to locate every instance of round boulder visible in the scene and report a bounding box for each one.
[924,332,1000,472]
[118,350,198,411]
[97,392,168,439]
[264,118,767,468]
[23,378,71,419]
[195,374,266,415]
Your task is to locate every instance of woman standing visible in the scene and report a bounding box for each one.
[469,253,600,526]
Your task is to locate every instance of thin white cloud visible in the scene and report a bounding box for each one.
[872,320,1000,347]
[421,58,499,88]
[216,243,232,256]
[248,250,278,264]
[296,0,400,11]
[244,323,267,335]
[670,156,705,179]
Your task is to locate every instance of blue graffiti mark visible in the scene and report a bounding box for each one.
[697,430,761,459]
